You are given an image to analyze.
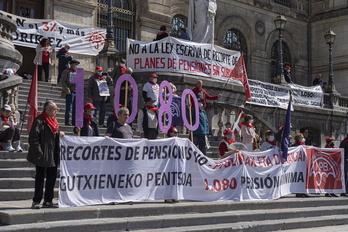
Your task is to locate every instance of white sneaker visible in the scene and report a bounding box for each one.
[5,145,15,152]
[15,145,23,152]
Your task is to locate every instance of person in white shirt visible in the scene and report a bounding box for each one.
[260,130,276,151]
[142,74,160,106]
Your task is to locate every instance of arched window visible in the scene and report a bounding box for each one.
[19,7,35,18]
[224,29,248,64]
[97,0,134,52]
[271,41,291,81]
[171,14,188,38]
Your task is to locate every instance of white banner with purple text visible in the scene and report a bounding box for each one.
[59,136,345,207]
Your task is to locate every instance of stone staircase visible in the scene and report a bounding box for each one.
[1,80,348,231]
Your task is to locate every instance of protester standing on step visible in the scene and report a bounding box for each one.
[56,44,72,84]
[138,98,158,139]
[61,59,80,126]
[190,80,222,156]
[142,74,160,107]
[219,128,238,158]
[339,135,348,196]
[34,37,55,82]
[27,100,64,209]
[323,137,339,197]
[105,107,133,139]
[87,66,113,127]
[260,130,276,151]
[0,104,22,152]
[240,114,256,152]
[73,103,99,136]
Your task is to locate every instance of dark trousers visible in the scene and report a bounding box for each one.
[33,166,57,203]
[193,134,207,156]
[0,127,20,142]
[65,92,76,125]
[146,128,158,140]
[38,62,49,82]
[93,100,106,125]
[57,64,69,84]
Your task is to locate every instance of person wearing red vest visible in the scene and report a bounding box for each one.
[219,128,238,158]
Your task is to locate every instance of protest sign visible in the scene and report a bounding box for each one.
[289,84,324,108]
[60,136,344,207]
[0,10,106,56]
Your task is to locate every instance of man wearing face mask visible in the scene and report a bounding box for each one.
[56,44,72,84]
[260,130,276,151]
[73,103,99,136]
[87,66,113,127]
[142,74,160,107]
[61,59,80,126]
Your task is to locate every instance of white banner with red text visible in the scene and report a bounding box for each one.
[59,136,345,207]
[0,10,106,56]
[127,38,243,82]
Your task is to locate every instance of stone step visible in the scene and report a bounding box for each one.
[0,151,28,159]
[0,167,35,178]
[0,188,58,201]
[0,178,34,189]
[0,198,348,231]
[0,159,33,168]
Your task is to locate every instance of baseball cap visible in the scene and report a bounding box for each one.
[223,128,233,135]
[84,103,96,110]
[70,59,80,64]
[284,65,291,70]
[326,137,333,143]
[95,66,103,71]
[2,104,11,111]
[150,74,158,78]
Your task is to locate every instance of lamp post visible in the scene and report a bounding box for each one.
[324,29,336,93]
[274,15,287,84]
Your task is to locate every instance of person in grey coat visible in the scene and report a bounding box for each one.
[27,100,65,209]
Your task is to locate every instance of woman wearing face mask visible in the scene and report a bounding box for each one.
[241,114,256,152]
[260,130,276,151]
[325,137,336,148]
[291,133,306,147]
[73,103,99,136]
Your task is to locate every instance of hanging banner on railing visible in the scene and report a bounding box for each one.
[127,37,241,81]
[289,84,324,108]
[247,80,290,109]
[0,10,106,56]
[59,136,344,207]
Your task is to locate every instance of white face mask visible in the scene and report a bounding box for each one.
[97,71,103,76]
[301,138,306,143]
[153,78,158,83]
[172,87,177,93]
[90,110,95,115]
[120,63,126,67]
[74,65,78,70]
[249,119,254,123]
[269,136,274,141]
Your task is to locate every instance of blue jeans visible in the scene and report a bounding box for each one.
[65,92,76,125]
[93,100,106,125]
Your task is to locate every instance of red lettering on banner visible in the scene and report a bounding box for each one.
[133,57,166,69]
[213,65,220,76]
[204,178,237,191]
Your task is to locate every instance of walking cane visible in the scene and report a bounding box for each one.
[188,95,193,142]
[124,80,128,108]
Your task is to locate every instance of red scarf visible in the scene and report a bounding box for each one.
[344,138,348,143]
[94,73,105,80]
[120,66,127,75]
[146,105,159,112]
[266,139,276,146]
[157,31,166,36]
[325,144,336,148]
[83,113,94,126]
[296,141,305,145]
[224,137,236,145]
[1,115,9,122]
[41,112,59,134]
[62,47,70,56]
[148,81,156,85]
[241,121,254,128]
[65,68,76,72]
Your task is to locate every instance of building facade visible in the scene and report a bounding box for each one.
[2,0,348,146]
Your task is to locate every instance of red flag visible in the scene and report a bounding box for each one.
[26,65,38,133]
[232,108,246,137]
[230,54,252,101]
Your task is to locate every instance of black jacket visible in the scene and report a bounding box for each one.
[73,116,99,136]
[27,114,60,167]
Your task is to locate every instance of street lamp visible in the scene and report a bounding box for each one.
[324,29,336,93]
[274,15,287,84]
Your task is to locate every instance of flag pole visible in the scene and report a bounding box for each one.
[188,95,193,142]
